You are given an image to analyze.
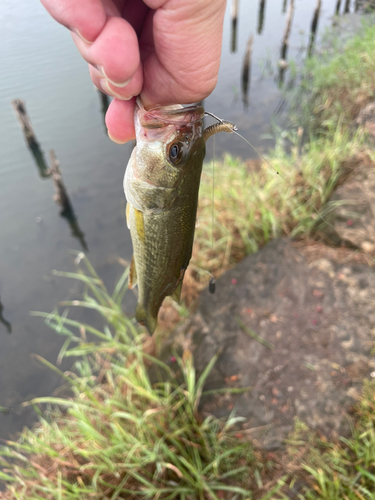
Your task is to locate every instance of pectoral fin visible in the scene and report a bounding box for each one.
[129,255,137,289]
[170,269,186,303]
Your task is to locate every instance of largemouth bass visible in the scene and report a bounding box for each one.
[124,99,234,334]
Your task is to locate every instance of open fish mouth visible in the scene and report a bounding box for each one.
[137,99,205,130]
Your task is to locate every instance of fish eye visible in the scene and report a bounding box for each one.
[168,142,183,165]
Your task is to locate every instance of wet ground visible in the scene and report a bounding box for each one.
[0,0,368,439]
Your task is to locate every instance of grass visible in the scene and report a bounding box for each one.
[5,254,373,500]
[280,381,375,499]
[0,254,256,499]
[192,124,365,285]
[1,257,375,499]
[290,19,375,135]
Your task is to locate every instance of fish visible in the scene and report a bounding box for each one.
[124,99,235,334]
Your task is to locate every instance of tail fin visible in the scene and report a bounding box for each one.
[135,303,157,335]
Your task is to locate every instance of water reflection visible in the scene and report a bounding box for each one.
[0,296,12,334]
[12,99,88,252]
[344,0,351,12]
[49,151,89,252]
[283,0,288,13]
[242,34,253,107]
[336,0,342,14]
[279,0,295,85]
[12,99,50,178]
[257,0,266,34]
[231,0,239,52]
[308,0,322,56]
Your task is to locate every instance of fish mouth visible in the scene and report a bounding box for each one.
[136,98,204,130]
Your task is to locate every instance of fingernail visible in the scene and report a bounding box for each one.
[108,131,127,144]
[71,28,93,44]
[99,78,132,100]
[99,66,131,88]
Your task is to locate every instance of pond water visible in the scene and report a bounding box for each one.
[0,0,364,440]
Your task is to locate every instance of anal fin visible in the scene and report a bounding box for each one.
[129,255,137,289]
[170,272,184,304]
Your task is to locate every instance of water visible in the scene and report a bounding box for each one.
[0,0,363,440]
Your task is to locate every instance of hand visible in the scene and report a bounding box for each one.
[40,0,226,143]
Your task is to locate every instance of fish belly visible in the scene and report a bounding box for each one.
[129,201,195,333]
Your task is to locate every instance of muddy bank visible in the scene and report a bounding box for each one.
[167,230,375,450]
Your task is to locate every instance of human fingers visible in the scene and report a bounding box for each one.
[41,1,141,88]
[105,98,136,144]
[40,0,107,42]
[140,0,226,108]
[72,16,141,88]
[89,64,143,101]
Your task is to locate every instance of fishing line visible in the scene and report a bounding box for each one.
[204,111,336,232]
[209,135,216,294]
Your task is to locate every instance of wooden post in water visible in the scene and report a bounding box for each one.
[0,296,12,334]
[241,34,253,108]
[49,151,88,251]
[279,0,295,85]
[12,98,38,148]
[308,0,322,57]
[257,0,266,34]
[12,99,50,177]
[50,150,72,215]
[12,100,88,251]
[344,0,351,12]
[231,0,239,52]
[335,0,342,14]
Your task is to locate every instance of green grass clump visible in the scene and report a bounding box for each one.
[194,125,364,274]
[292,21,375,135]
[0,254,254,499]
[281,381,375,499]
